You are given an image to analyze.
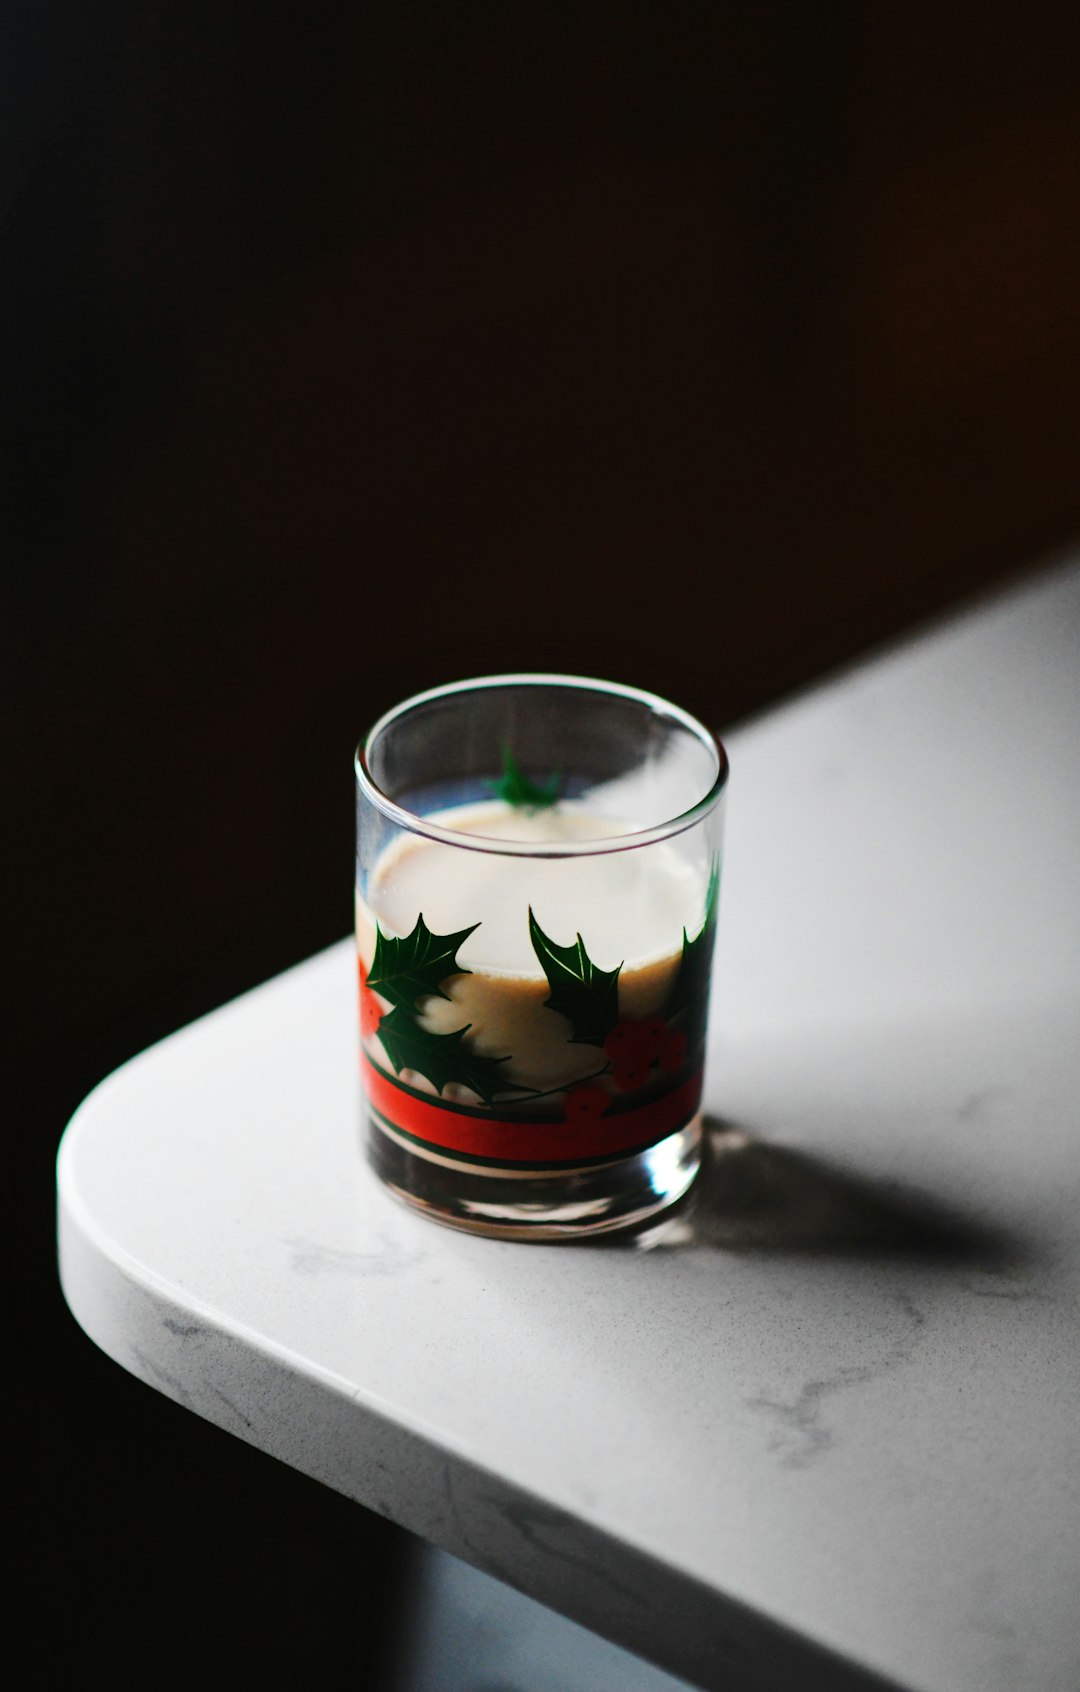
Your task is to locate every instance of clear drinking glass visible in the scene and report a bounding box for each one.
[355,675,727,1240]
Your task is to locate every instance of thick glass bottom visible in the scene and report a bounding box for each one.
[366,1115,703,1240]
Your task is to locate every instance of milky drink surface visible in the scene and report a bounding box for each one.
[356,801,705,1102]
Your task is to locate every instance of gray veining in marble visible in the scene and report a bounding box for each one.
[747,1286,929,1469]
[58,559,1080,1692]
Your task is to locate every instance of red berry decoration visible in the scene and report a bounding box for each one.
[358,959,383,1041]
[564,1085,609,1124]
[605,1017,667,1064]
[659,1030,687,1072]
[613,1059,650,1092]
[603,1020,640,1062]
[638,1016,668,1062]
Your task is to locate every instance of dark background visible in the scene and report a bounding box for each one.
[8,2,1078,1683]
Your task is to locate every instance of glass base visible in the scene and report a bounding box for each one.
[366,1115,703,1240]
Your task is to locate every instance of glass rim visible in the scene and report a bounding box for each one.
[355,672,729,858]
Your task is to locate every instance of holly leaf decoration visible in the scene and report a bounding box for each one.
[491,745,560,810]
[528,908,622,1047]
[668,856,720,1030]
[368,914,479,1010]
[375,1006,529,1105]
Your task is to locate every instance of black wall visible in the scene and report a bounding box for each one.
[9,3,1079,1682]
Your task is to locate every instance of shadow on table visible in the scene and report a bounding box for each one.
[607,1120,1020,1266]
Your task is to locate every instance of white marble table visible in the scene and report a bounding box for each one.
[58,561,1080,1692]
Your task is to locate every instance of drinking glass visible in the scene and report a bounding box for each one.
[355,674,727,1239]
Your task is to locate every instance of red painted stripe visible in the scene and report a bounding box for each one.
[361,1051,703,1162]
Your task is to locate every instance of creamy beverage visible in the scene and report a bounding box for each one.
[357,800,715,1128]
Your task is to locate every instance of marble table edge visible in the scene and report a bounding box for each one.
[58,1118,909,1692]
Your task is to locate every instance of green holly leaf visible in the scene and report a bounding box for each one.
[375,1006,529,1105]
[668,857,720,1030]
[528,908,622,1047]
[368,914,479,1010]
[490,745,560,810]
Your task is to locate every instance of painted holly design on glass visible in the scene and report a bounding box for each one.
[359,915,528,1106]
[489,745,561,811]
[359,857,719,1121]
[530,856,718,1121]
